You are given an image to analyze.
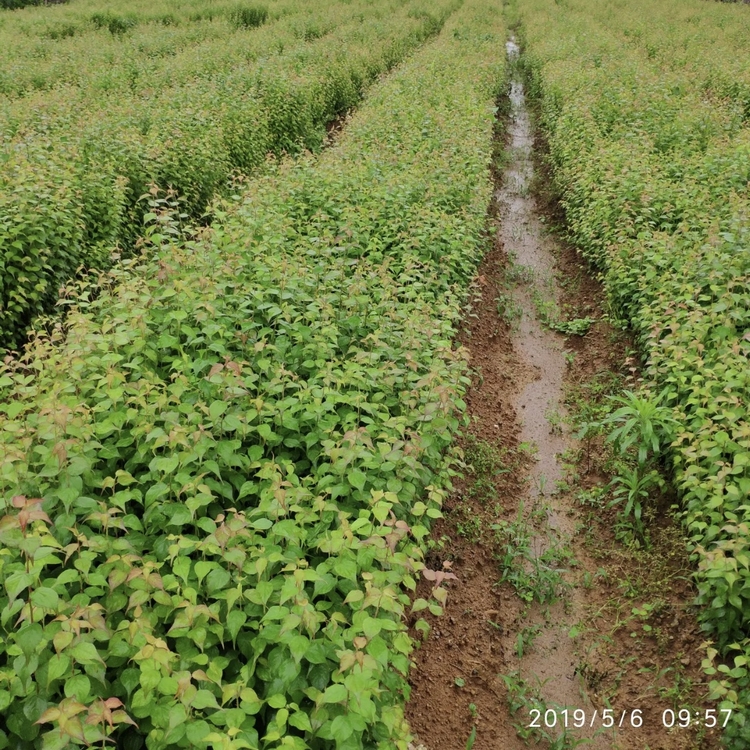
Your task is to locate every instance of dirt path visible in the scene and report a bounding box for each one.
[495,38,610,748]
[405,35,721,750]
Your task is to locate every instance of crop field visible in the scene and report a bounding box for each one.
[0,0,458,348]
[518,0,750,744]
[2,0,750,747]
[0,0,505,746]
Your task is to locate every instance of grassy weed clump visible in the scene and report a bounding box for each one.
[91,11,138,34]
[493,510,572,606]
[464,436,509,504]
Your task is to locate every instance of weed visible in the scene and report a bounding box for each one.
[506,261,535,285]
[617,575,646,600]
[531,473,548,498]
[228,3,269,29]
[426,534,451,554]
[532,291,595,336]
[457,513,483,543]
[91,12,137,34]
[516,623,542,657]
[580,568,608,591]
[517,440,538,458]
[501,670,543,738]
[609,463,662,545]
[557,317,595,336]
[586,387,678,544]
[657,665,696,708]
[576,485,606,508]
[493,145,511,172]
[599,388,677,466]
[496,291,523,327]
[492,507,572,604]
[500,671,591,748]
[545,405,564,435]
[464,436,510,504]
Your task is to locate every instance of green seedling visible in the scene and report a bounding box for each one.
[516,623,542,657]
[464,436,510,505]
[532,291,595,336]
[496,291,523,326]
[599,388,678,466]
[492,507,573,605]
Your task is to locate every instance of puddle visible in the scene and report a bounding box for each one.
[501,38,568,515]
[495,37,612,748]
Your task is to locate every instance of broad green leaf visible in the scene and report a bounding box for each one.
[226,611,247,644]
[288,635,309,663]
[267,694,286,709]
[46,654,70,686]
[289,711,312,732]
[70,642,102,665]
[16,624,44,656]
[330,714,355,742]
[30,587,59,611]
[348,470,367,492]
[322,684,348,704]
[209,401,228,421]
[191,690,220,710]
[64,674,91,702]
[5,572,34,604]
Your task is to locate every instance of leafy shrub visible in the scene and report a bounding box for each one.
[0,0,456,350]
[157,13,178,26]
[41,22,79,39]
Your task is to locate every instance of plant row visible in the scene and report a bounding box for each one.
[0,0,455,350]
[0,0,66,10]
[0,0,506,746]
[516,0,750,744]
[0,0,334,99]
[564,0,750,126]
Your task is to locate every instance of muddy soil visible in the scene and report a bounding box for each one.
[405,36,721,750]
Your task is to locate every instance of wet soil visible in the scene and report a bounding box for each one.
[405,36,721,750]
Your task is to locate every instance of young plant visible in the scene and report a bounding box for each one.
[492,509,572,605]
[600,389,677,467]
[592,388,676,544]
[496,292,523,327]
[516,624,542,658]
[609,464,664,544]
